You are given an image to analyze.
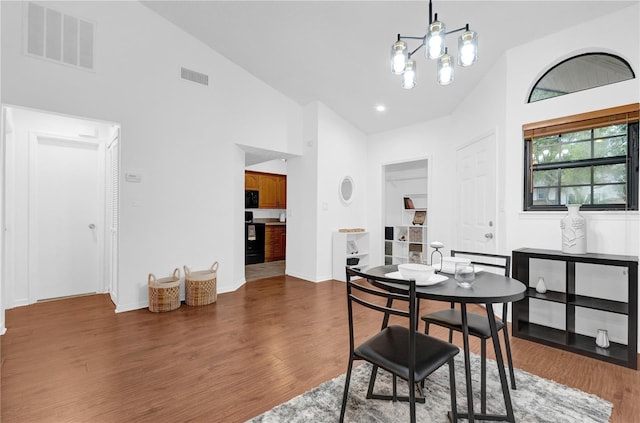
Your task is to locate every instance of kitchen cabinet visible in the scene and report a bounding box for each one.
[259,174,278,208]
[265,225,286,262]
[276,175,286,209]
[245,172,259,190]
[512,248,638,369]
[245,171,286,209]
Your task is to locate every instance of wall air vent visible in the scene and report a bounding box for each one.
[181,67,209,86]
[25,2,95,71]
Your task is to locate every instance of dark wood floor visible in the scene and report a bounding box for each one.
[2,275,639,422]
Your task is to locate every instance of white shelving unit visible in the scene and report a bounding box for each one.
[332,231,370,282]
[385,194,428,265]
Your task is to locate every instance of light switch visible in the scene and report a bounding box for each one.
[125,172,142,183]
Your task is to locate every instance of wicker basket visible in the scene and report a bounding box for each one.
[184,262,218,306]
[148,268,181,312]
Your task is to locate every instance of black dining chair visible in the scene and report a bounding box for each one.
[341,267,459,423]
[421,250,516,414]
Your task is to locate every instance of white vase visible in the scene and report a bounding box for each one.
[535,276,547,294]
[560,204,587,254]
[595,329,610,349]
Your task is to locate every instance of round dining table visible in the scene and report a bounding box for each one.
[362,264,527,423]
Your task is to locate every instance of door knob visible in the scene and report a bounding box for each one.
[88,224,96,229]
[484,233,493,239]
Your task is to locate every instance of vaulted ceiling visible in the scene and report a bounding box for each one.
[142,1,636,135]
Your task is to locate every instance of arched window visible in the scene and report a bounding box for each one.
[528,53,635,103]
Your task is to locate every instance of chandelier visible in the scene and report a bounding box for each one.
[390,0,478,88]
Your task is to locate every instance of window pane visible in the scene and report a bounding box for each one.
[594,164,626,184]
[561,130,591,142]
[561,167,591,185]
[594,135,627,158]
[533,169,559,187]
[527,54,635,103]
[594,184,626,204]
[594,124,626,138]
[561,186,591,205]
[532,143,561,164]
[533,187,560,205]
[561,140,591,161]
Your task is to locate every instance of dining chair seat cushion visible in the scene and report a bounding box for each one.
[422,309,505,339]
[354,325,459,382]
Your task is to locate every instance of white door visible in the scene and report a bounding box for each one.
[30,135,102,301]
[455,133,496,254]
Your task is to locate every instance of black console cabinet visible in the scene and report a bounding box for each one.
[512,248,638,369]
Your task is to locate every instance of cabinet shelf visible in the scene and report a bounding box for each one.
[333,231,370,282]
[516,322,631,366]
[570,294,629,315]
[526,288,566,304]
[512,248,638,370]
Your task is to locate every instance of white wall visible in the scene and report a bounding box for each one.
[246,160,287,175]
[286,102,368,282]
[367,116,452,265]
[316,103,368,281]
[1,1,303,314]
[504,4,640,257]
[285,103,320,281]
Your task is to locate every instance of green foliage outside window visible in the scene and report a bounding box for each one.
[526,119,638,211]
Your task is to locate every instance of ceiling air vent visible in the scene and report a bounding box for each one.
[181,67,209,86]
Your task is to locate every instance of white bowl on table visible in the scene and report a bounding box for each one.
[398,263,435,283]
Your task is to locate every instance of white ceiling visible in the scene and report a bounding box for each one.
[142,0,636,136]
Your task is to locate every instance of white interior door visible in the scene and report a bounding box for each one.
[30,135,102,301]
[455,133,497,254]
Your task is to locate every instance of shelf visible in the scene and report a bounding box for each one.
[333,231,370,282]
[570,294,629,315]
[526,288,566,304]
[517,322,630,366]
[512,248,638,370]
[515,321,567,345]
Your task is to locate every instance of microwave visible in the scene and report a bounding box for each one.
[245,190,259,208]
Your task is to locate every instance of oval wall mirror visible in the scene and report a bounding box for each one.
[339,176,354,204]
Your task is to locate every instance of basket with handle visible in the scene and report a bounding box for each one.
[148,268,181,312]
[184,262,218,306]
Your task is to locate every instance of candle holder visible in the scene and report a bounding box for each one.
[430,241,444,272]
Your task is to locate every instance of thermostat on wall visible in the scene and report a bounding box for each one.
[125,172,142,183]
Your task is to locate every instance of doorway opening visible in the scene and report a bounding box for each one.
[382,159,430,265]
[240,145,294,281]
[2,106,120,312]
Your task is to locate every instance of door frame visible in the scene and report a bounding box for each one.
[1,105,120,315]
[28,132,106,303]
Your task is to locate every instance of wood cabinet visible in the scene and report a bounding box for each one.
[276,175,286,209]
[512,248,638,369]
[265,225,286,262]
[245,171,286,209]
[259,174,278,208]
[245,172,259,190]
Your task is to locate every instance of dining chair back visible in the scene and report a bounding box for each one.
[421,250,516,414]
[341,267,459,423]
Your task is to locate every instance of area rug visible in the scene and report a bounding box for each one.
[247,352,612,422]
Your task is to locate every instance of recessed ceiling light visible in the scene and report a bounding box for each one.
[375,105,386,112]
